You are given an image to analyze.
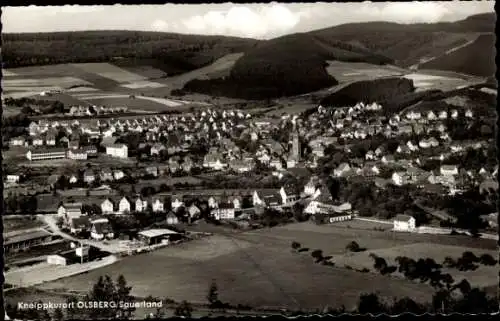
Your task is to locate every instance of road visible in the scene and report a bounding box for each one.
[37,214,126,253]
[5,255,118,288]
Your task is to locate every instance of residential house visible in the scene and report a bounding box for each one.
[427,111,437,121]
[101,198,115,214]
[113,170,125,181]
[438,111,448,120]
[182,156,194,173]
[6,175,20,184]
[46,134,56,146]
[9,137,26,146]
[69,216,91,234]
[393,215,416,232]
[188,204,201,218]
[33,137,44,146]
[151,198,164,212]
[211,202,236,220]
[100,168,114,182]
[150,143,166,156]
[440,165,459,177]
[227,195,242,209]
[171,195,185,211]
[334,163,351,177]
[118,197,131,214]
[83,170,96,184]
[67,149,88,160]
[90,218,114,240]
[105,144,128,159]
[135,197,148,213]
[465,109,473,118]
[166,211,179,225]
[146,166,159,177]
[207,196,219,209]
[381,155,395,164]
[280,185,299,205]
[303,176,321,196]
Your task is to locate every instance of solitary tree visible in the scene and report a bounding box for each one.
[291,241,301,251]
[207,280,219,307]
[174,301,193,317]
[52,308,64,321]
[346,241,361,252]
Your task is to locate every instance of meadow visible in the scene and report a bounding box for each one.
[35,222,459,311]
[332,243,497,288]
[325,61,405,82]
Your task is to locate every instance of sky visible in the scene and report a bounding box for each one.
[2,2,495,39]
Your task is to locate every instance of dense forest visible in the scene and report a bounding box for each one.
[183,33,393,99]
[420,34,496,77]
[309,13,495,68]
[2,31,258,74]
[319,78,414,107]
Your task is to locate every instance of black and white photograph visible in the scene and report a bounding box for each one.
[1,1,498,319]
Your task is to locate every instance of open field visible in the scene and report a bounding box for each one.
[402,72,471,91]
[332,243,497,288]
[36,223,449,310]
[70,63,148,83]
[156,53,244,92]
[325,61,406,82]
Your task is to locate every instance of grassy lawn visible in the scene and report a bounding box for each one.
[37,224,437,311]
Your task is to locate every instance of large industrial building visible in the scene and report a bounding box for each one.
[4,228,55,254]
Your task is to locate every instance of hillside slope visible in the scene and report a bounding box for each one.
[419,34,496,77]
[309,13,495,70]
[1,31,259,75]
[183,33,393,99]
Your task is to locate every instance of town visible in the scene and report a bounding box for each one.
[2,3,498,319]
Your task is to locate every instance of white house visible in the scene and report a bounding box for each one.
[105,144,128,159]
[440,165,459,177]
[101,199,115,214]
[392,172,407,186]
[465,109,473,118]
[135,197,148,212]
[152,198,164,212]
[211,203,236,220]
[6,174,20,183]
[118,197,131,213]
[171,196,184,211]
[393,215,416,232]
[280,185,299,205]
[90,218,114,240]
[303,177,320,196]
[208,196,219,209]
[333,163,351,177]
[438,111,448,119]
[166,212,179,225]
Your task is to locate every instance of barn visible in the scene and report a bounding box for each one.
[4,229,55,255]
[137,228,181,246]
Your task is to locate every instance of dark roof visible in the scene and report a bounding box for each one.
[394,214,414,222]
[93,222,112,234]
[71,216,91,228]
[4,229,52,246]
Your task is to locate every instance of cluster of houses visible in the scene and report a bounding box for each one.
[68,105,128,116]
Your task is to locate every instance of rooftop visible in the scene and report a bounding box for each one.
[138,228,179,238]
